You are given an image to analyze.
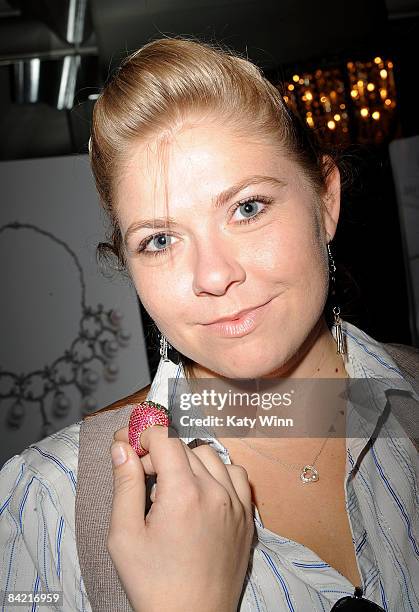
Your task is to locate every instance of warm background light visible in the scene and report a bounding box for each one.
[280,55,397,144]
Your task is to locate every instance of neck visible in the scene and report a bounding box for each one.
[191,316,349,458]
[263,316,347,379]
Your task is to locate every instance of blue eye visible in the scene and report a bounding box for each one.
[231,195,273,224]
[150,234,172,251]
[136,233,177,258]
[136,194,274,258]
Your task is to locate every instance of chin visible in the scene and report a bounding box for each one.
[205,352,283,380]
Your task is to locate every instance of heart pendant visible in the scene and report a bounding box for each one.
[300,464,319,484]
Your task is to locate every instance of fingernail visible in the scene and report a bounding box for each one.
[111,443,127,466]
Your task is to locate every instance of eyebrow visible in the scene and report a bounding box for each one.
[123,174,285,248]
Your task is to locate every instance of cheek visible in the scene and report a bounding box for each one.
[244,208,326,285]
[129,265,190,327]
[128,269,163,319]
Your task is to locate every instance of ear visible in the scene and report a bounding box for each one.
[320,156,341,244]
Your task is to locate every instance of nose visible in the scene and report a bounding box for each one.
[192,236,246,296]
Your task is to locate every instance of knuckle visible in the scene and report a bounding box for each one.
[165,436,183,451]
[113,472,135,494]
[210,484,231,507]
[140,424,166,448]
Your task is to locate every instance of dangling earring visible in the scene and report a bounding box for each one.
[327,242,345,355]
[159,332,172,362]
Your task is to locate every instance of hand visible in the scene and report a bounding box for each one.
[108,425,254,612]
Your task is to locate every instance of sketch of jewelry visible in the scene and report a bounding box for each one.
[0,222,132,437]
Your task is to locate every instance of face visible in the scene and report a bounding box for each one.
[116,119,340,379]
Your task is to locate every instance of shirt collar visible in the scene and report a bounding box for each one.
[333,319,418,465]
[146,319,418,466]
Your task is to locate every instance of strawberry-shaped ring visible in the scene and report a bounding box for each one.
[128,400,171,457]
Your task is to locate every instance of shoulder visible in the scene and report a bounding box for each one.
[1,381,152,487]
[0,384,150,612]
[0,421,82,554]
[1,381,151,481]
[380,341,419,379]
[1,420,80,493]
[0,421,92,611]
[1,382,152,500]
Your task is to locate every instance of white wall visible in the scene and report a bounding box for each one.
[0,154,150,465]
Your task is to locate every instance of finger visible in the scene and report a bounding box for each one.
[185,444,242,505]
[144,445,207,506]
[150,444,253,518]
[113,426,128,443]
[225,464,253,519]
[109,441,146,540]
[116,426,201,476]
[138,425,195,490]
[114,426,155,474]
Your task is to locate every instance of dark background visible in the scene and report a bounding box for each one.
[1,0,418,378]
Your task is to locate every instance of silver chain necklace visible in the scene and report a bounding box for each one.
[238,356,345,484]
[238,434,334,484]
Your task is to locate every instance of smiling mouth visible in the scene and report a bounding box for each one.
[200,298,274,338]
[203,300,271,326]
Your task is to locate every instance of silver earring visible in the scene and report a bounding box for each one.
[327,242,345,355]
[159,333,172,362]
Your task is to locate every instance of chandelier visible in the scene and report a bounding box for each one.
[280,56,397,144]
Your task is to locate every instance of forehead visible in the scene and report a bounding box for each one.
[115,122,295,223]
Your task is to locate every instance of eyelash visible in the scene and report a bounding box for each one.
[136,195,274,258]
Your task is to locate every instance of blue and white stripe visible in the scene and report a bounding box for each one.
[0,319,418,610]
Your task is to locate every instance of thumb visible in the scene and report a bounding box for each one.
[109,441,146,537]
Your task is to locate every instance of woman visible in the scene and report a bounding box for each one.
[1,35,418,611]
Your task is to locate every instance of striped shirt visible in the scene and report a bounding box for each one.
[1,319,418,611]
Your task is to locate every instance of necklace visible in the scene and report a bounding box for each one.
[238,435,333,484]
[239,355,346,485]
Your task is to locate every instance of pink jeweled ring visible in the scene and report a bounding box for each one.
[128,400,170,457]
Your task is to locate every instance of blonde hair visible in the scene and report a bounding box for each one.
[89,35,337,380]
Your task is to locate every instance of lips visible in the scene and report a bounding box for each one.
[200,298,274,338]
[202,299,272,326]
